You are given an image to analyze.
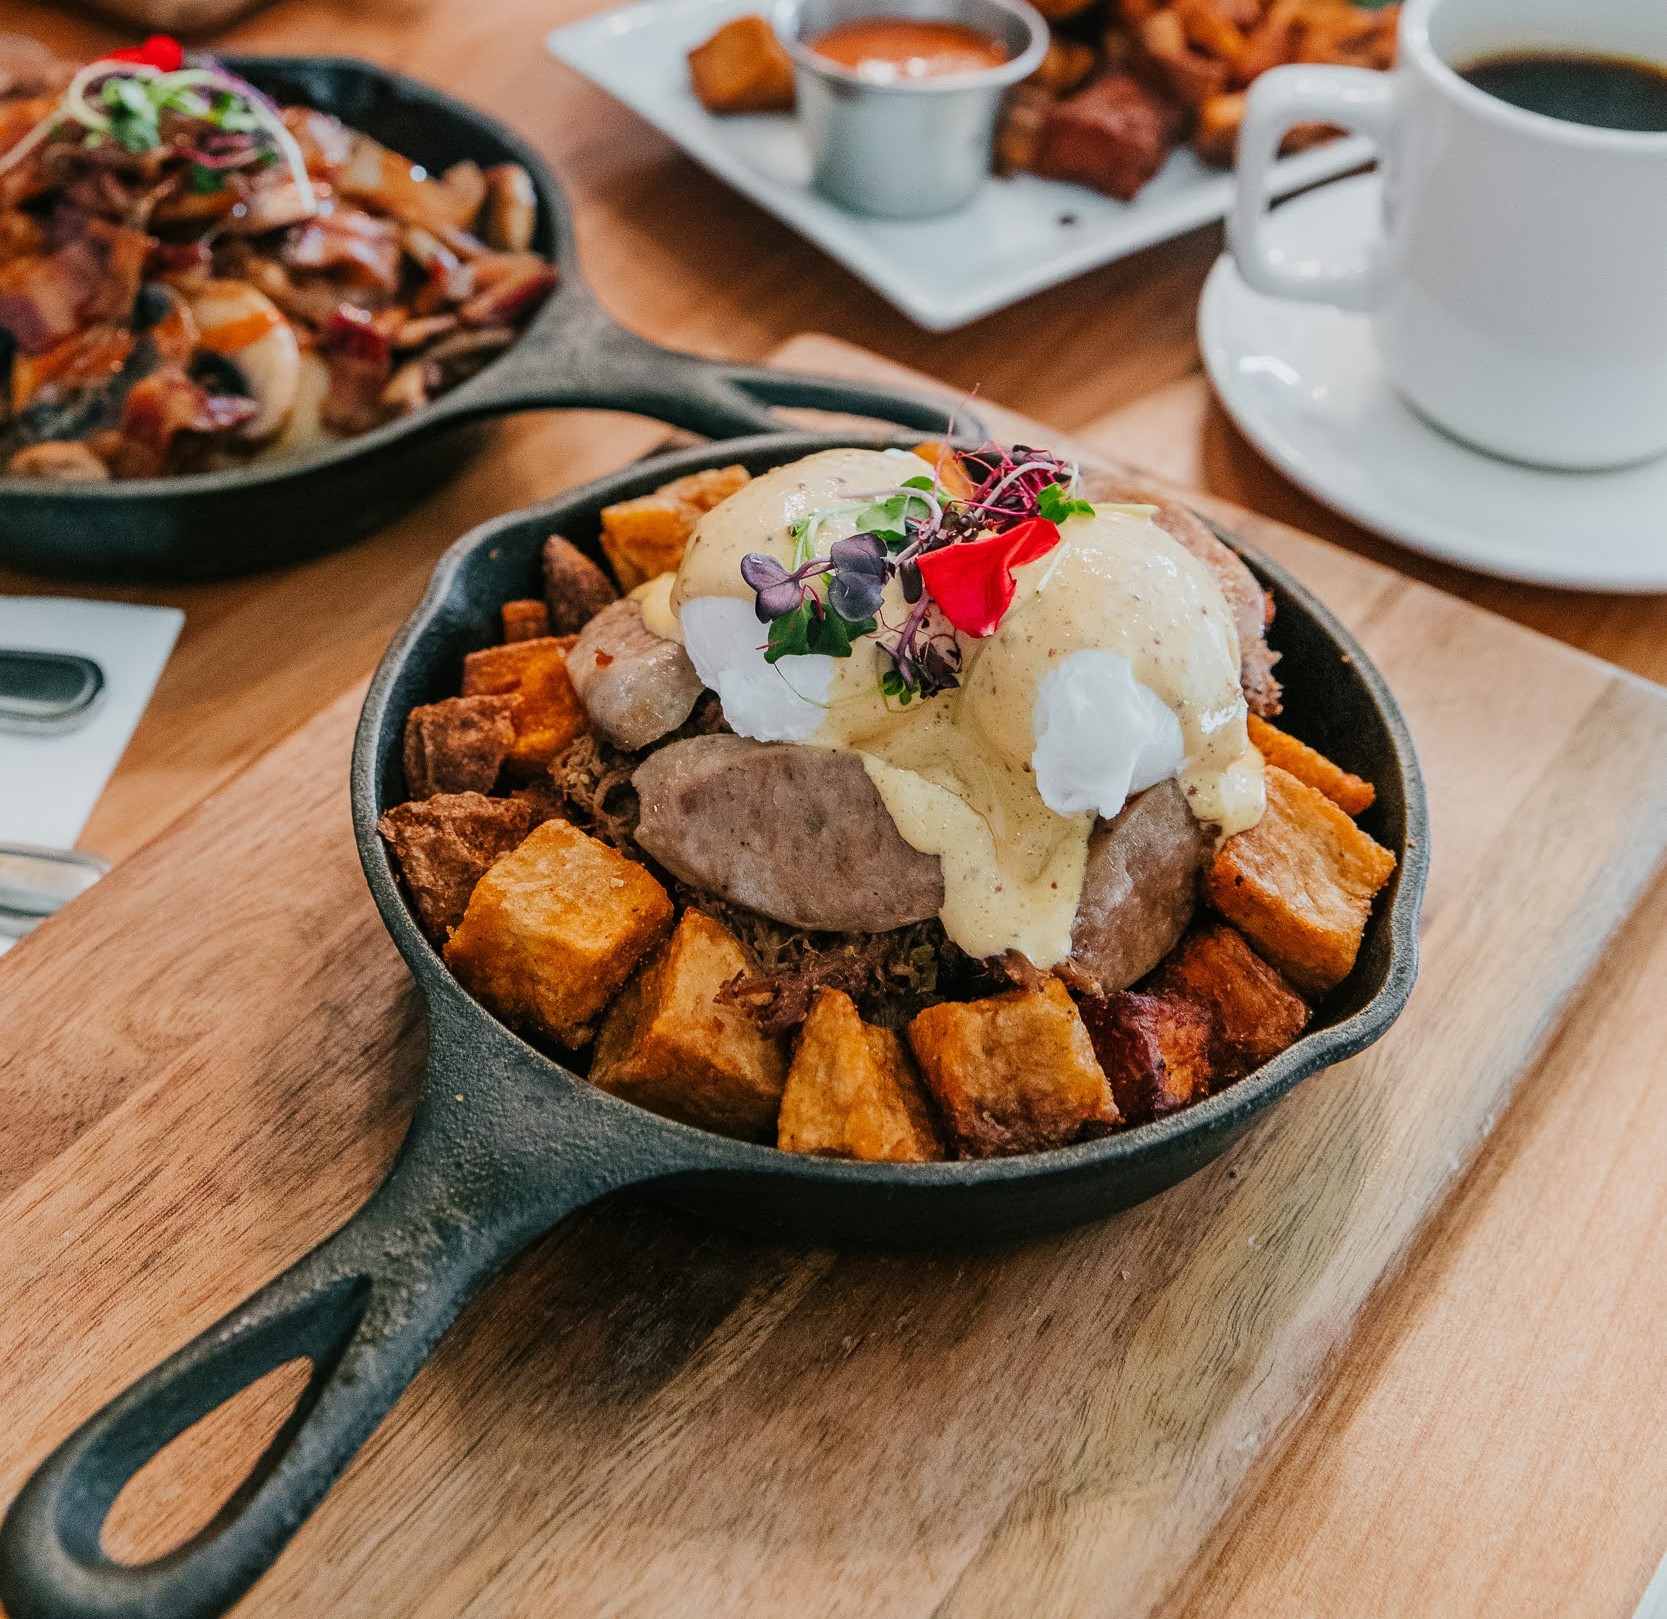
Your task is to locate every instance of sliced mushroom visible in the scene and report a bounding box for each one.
[483,163,537,253]
[188,280,301,441]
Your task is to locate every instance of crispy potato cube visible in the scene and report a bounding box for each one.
[908,977,1119,1158]
[501,598,550,642]
[591,909,786,1139]
[445,821,673,1048]
[1031,36,1099,93]
[688,15,796,115]
[778,989,944,1162]
[378,791,533,942]
[1205,766,1396,994]
[543,533,619,634]
[461,634,586,777]
[994,83,1053,176]
[1034,72,1185,201]
[598,464,750,590]
[402,693,518,799]
[1247,713,1375,816]
[1151,920,1310,1079]
[1077,989,1213,1124]
[1194,90,1246,166]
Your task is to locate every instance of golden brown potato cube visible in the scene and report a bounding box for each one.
[908,977,1119,1158]
[461,634,586,777]
[1031,37,1099,93]
[994,83,1053,176]
[1077,989,1213,1124]
[378,791,534,943]
[445,821,673,1049]
[1205,766,1397,995]
[500,598,550,643]
[402,693,518,799]
[778,989,945,1162]
[598,465,750,590]
[591,909,786,1140]
[688,15,796,114]
[1151,920,1310,1079]
[1246,713,1376,817]
[1139,9,1231,105]
[1194,90,1245,166]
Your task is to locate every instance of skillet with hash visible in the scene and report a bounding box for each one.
[0,432,1427,1619]
[0,60,962,580]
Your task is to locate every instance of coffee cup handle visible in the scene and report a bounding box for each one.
[1229,65,1398,313]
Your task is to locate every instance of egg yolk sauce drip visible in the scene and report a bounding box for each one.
[642,446,1266,968]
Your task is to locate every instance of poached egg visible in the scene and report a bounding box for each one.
[636,447,1264,966]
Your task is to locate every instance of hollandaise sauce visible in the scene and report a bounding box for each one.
[659,447,1266,968]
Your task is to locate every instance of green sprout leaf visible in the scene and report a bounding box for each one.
[1038,481,1095,524]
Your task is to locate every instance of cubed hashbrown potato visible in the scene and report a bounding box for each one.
[445,820,673,1049]
[461,634,587,777]
[687,15,796,115]
[500,598,550,643]
[590,909,786,1140]
[598,464,750,590]
[1077,989,1212,1124]
[778,989,944,1162]
[402,693,517,799]
[1247,713,1375,816]
[377,791,533,943]
[1150,920,1310,1079]
[1204,765,1396,995]
[907,977,1119,1158]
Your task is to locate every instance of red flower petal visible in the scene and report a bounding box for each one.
[916,517,1061,639]
[105,35,185,70]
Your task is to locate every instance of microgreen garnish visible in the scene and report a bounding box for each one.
[738,442,1097,693]
[0,39,316,214]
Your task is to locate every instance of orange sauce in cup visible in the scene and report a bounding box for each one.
[809,18,1010,81]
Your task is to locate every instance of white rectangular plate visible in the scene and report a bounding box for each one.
[548,0,1373,331]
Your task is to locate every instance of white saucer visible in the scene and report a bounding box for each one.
[1199,173,1667,592]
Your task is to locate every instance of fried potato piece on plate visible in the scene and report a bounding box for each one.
[599,464,750,590]
[1077,989,1213,1125]
[445,820,673,1049]
[778,989,944,1162]
[908,977,1120,1158]
[1247,713,1375,816]
[591,909,787,1140]
[1150,920,1310,1079]
[377,790,533,943]
[402,693,518,799]
[462,633,586,777]
[688,15,796,115]
[1205,766,1396,995]
[543,533,620,635]
[500,598,550,642]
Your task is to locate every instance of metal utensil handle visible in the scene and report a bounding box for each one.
[426,298,979,441]
[0,1011,657,1619]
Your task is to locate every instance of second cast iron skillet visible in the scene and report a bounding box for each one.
[0,59,963,580]
[0,432,1428,1619]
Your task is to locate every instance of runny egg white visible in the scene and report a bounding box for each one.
[635,447,1266,968]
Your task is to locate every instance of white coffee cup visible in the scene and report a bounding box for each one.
[1229,0,1667,471]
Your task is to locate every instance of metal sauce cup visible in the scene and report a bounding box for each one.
[776,0,1047,217]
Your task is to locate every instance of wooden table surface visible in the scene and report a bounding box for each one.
[3,1,1665,1613]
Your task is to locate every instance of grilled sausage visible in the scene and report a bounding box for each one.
[568,599,703,751]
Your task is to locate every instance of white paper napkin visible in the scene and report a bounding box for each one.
[0,594,183,846]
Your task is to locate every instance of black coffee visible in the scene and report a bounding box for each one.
[1460,52,1667,133]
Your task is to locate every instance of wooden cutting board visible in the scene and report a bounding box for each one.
[5,343,1667,1619]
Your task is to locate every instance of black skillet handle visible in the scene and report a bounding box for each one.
[0,1006,670,1619]
[425,297,980,442]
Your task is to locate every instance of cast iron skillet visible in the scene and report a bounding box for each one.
[0,432,1429,1619]
[0,60,964,580]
